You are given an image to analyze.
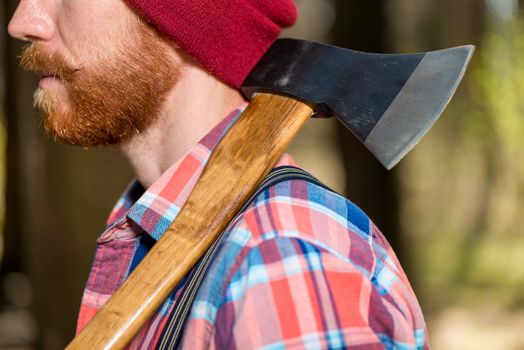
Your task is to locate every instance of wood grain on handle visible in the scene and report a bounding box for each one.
[66,93,314,349]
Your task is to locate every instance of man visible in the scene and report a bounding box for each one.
[9,0,428,349]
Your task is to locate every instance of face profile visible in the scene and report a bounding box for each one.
[20,24,178,147]
[10,1,179,147]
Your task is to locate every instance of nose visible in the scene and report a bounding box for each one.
[8,0,55,42]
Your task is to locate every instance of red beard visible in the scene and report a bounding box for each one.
[20,23,179,147]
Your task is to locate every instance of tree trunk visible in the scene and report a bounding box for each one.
[333,0,403,264]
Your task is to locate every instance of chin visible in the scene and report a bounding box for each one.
[34,87,71,117]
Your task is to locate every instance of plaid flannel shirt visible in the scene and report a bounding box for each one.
[77,107,428,349]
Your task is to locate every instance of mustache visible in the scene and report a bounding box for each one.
[20,44,80,83]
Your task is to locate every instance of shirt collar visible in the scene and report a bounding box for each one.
[107,105,247,240]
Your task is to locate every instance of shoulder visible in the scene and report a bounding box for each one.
[215,169,406,288]
[184,173,427,348]
[231,173,380,276]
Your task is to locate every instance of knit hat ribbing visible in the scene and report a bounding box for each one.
[125,0,298,88]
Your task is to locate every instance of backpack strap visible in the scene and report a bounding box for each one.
[155,166,335,349]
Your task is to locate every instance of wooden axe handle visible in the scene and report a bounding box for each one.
[66,93,314,349]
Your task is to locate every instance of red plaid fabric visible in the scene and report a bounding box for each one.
[77,106,428,349]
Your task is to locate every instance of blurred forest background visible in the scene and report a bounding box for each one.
[1,0,524,349]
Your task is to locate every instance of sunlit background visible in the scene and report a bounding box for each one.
[1,0,524,349]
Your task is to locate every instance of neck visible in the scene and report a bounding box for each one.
[119,63,246,188]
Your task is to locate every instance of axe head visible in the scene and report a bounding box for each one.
[241,39,474,169]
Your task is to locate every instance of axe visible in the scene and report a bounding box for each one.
[67,39,474,349]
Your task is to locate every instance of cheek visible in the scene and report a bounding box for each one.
[58,0,138,62]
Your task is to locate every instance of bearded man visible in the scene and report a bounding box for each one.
[9,0,428,349]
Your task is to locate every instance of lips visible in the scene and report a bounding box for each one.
[38,74,61,89]
[38,71,59,79]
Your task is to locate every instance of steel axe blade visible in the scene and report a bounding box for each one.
[242,39,475,169]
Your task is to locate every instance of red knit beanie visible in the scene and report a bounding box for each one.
[125,0,298,88]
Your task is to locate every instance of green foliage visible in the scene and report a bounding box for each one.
[464,19,524,151]
[406,16,524,317]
